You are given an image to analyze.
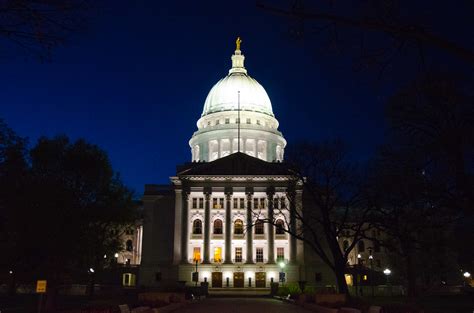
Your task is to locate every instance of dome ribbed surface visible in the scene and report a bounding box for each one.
[201,73,274,117]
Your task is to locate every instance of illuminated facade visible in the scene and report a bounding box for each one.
[139,40,329,289]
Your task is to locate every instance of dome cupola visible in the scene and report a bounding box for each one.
[189,38,286,163]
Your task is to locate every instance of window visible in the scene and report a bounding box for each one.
[254,198,259,209]
[277,247,284,262]
[198,198,204,209]
[239,198,245,209]
[234,219,244,234]
[358,240,365,252]
[155,272,162,282]
[192,198,197,209]
[126,240,133,251]
[255,220,264,235]
[216,119,220,125]
[343,240,349,251]
[256,120,260,125]
[246,118,251,124]
[225,118,230,124]
[275,219,285,235]
[207,121,211,126]
[235,247,242,262]
[213,219,223,234]
[260,198,265,209]
[233,198,238,209]
[236,118,240,124]
[193,219,202,234]
[214,247,222,263]
[256,248,264,263]
[193,247,201,262]
[213,198,224,209]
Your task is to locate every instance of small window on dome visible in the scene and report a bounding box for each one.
[246,118,251,124]
[256,120,261,125]
[225,118,230,124]
[216,120,220,125]
[207,121,211,126]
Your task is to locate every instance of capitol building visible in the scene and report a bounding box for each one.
[139,39,332,289]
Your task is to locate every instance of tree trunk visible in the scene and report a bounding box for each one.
[333,258,349,295]
[405,252,417,298]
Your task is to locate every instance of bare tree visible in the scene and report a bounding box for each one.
[0,0,93,61]
[253,140,372,295]
[258,1,474,79]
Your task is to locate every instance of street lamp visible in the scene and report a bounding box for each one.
[384,268,391,296]
[279,261,286,286]
[368,254,374,297]
[463,271,471,278]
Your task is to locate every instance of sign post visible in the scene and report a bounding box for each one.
[36,280,47,313]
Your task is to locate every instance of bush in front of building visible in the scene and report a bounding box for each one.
[276,283,302,299]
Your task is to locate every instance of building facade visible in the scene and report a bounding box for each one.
[139,40,333,289]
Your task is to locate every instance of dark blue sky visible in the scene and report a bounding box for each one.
[1,1,391,195]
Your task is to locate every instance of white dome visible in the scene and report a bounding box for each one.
[201,48,274,117]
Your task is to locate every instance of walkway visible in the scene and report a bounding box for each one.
[175,297,312,313]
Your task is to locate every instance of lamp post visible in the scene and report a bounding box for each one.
[383,268,391,296]
[279,261,286,286]
[368,246,373,297]
[463,271,471,287]
[356,253,361,297]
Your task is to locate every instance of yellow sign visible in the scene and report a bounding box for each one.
[36,280,47,293]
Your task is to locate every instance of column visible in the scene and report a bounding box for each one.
[266,188,275,264]
[203,191,211,264]
[224,189,232,263]
[217,139,221,158]
[245,190,254,264]
[180,191,189,263]
[289,190,297,264]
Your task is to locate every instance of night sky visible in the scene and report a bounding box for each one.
[0,1,391,195]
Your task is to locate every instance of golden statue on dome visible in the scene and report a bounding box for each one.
[236,37,242,50]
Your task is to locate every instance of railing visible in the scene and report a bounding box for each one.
[211,258,222,264]
[254,258,268,264]
[232,258,244,263]
[191,233,203,239]
[189,258,202,264]
[276,258,288,264]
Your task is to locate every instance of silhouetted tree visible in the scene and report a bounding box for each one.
[0,127,138,311]
[254,140,371,295]
[0,0,93,61]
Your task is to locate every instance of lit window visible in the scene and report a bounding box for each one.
[193,247,201,262]
[275,219,285,235]
[213,219,223,234]
[277,247,284,262]
[193,219,202,234]
[256,248,264,262]
[235,247,242,262]
[255,220,264,235]
[214,247,222,263]
[234,219,244,234]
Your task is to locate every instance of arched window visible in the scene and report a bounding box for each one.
[213,219,223,234]
[234,219,243,234]
[358,240,365,252]
[275,219,285,235]
[343,240,349,251]
[193,219,202,234]
[255,220,264,235]
[126,240,133,252]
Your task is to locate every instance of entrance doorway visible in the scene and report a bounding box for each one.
[212,272,222,287]
[233,272,244,288]
[256,272,266,288]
